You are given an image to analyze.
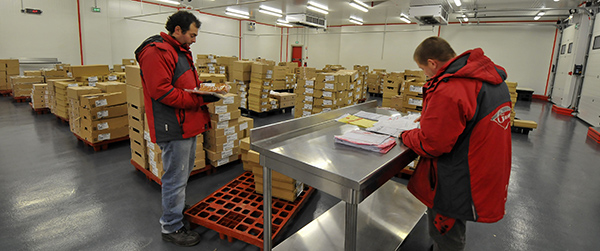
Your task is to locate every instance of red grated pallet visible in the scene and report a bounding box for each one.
[0,90,12,97]
[73,133,129,151]
[588,127,600,144]
[29,102,51,115]
[551,105,574,117]
[12,95,30,103]
[54,114,69,124]
[185,171,314,249]
[131,159,216,186]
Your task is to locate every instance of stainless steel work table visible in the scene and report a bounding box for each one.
[251,101,426,251]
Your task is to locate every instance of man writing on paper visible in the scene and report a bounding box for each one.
[400,37,512,251]
[135,11,220,247]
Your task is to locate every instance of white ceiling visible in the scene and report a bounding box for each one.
[153,0,587,26]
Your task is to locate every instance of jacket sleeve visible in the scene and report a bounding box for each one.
[401,85,473,158]
[139,46,211,109]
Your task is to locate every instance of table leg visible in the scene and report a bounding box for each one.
[263,166,273,250]
[344,197,358,251]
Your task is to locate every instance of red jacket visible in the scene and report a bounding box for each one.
[401,48,512,223]
[135,32,211,143]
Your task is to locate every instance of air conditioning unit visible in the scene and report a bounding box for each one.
[409,5,448,25]
[287,13,327,29]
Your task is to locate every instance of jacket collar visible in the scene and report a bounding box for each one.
[160,32,190,52]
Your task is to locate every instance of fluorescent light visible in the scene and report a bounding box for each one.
[454,0,462,7]
[277,18,289,23]
[462,14,468,22]
[554,0,559,2]
[307,5,329,15]
[259,9,282,17]
[260,5,282,14]
[349,16,363,25]
[277,22,293,27]
[349,2,369,12]
[352,0,369,9]
[399,17,411,23]
[308,1,328,11]
[534,11,545,20]
[225,8,250,19]
[534,15,541,20]
[157,0,180,5]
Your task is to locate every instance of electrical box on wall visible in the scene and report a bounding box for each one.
[22,8,42,15]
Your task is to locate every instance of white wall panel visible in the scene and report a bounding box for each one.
[442,24,556,95]
[0,0,80,65]
[578,16,600,126]
[297,27,342,70]
[80,0,113,65]
[243,22,282,61]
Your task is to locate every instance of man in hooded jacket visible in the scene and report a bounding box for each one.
[400,37,512,251]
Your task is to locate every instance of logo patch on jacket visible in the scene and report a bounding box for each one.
[491,106,512,130]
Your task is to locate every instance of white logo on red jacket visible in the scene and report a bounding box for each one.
[491,106,512,130]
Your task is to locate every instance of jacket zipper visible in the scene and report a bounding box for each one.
[429,162,437,191]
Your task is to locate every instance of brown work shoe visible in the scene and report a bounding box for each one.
[161,227,200,247]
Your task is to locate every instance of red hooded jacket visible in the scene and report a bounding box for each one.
[401,48,512,223]
[135,32,212,143]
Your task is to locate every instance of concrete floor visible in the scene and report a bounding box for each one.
[1,95,599,251]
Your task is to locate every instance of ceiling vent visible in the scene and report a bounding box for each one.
[287,13,327,29]
[409,5,448,25]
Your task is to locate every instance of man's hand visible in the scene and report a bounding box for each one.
[414,116,421,123]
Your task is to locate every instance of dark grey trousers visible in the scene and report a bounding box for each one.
[427,208,467,251]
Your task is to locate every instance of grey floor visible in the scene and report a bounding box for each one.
[1,95,599,251]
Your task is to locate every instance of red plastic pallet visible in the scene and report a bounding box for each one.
[0,90,11,97]
[588,127,600,144]
[551,105,574,117]
[73,133,129,151]
[29,102,51,115]
[185,171,314,249]
[131,159,216,186]
[12,95,30,103]
[54,114,69,124]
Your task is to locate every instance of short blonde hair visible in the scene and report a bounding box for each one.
[413,37,456,65]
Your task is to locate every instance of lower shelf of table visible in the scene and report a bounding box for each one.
[273,179,426,251]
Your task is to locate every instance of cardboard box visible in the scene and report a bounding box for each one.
[81,104,127,121]
[126,85,144,107]
[10,76,44,85]
[80,92,126,109]
[403,95,423,109]
[204,131,242,147]
[251,165,296,183]
[209,109,241,122]
[402,80,425,96]
[199,73,226,83]
[209,93,240,106]
[255,176,302,191]
[79,125,128,143]
[231,61,253,72]
[210,119,239,131]
[204,136,240,152]
[205,147,240,161]
[125,65,142,87]
[24,70,42,76]
[238,116,254,138]
[251,62,274,75]
[240,137,250,151]
[208,154,239,167]
[206,121,239,138]
[96,81,127,94]
[122,59,137,65]
[230,70,251,81]
[66,86,102,100]
[70,65,110,78]
[80,115,128,132]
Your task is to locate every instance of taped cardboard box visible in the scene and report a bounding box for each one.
[70,65,110,78]
[204,130,241,146]
[205,122,239,138]
[204,137,240,152]
[81,115,128,132]
[96,81,126,94]
[210,119,238,131]
[81,103,127,121]
[125,65,142,87]
[66,86,102,100]
[80,92,126,109]
[80,125,128,143]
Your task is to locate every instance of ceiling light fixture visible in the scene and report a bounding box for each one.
[349,0,369,12]
[534,11,545,20]
[277,18,289,23]
[307,1,329,14]
[349,16,363,25]
[259,5,283,17]
[225,8,249,19]
[156,0,180,5]
[277,22,293,27]
[454,0,462,7]
[462,14,469,22]
[554,0,560,2]
[399,13,411,23]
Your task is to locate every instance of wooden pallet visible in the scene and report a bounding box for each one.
[0,90,12,97]
[54,114,69,124]
[74,133,129,151]
[12,95,30,103]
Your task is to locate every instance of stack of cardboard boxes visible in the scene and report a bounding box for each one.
[0,59,20,92]
[30,84,48,109]
[394,70,427,113]
[337,69,362,106]
[269,92,296,109]
[252,159,304,202]
[47,79,76,118]
[204,93,242,167]
[54,81,85,119]
[196,54,219,74]
[294,78,316,118]
[24,70,43,77]
[10,76,44,98]
[506,81,518,125]
[248,63,273,113]
[231,61,253,109]
[381,72,404,108]
[43,68,69,82]
[68,84,128,143]
[125,65,148,170]
[146,135,164,178]
[198,73,226,84]
[353,65,369,99]
[216,56,238,81]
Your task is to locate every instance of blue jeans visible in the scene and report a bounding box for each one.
[157,136,197,234]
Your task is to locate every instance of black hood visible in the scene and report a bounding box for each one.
[134,34,163,61]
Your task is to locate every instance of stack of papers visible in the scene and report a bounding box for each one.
[366,113,420,137]
[334,129,396,153]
